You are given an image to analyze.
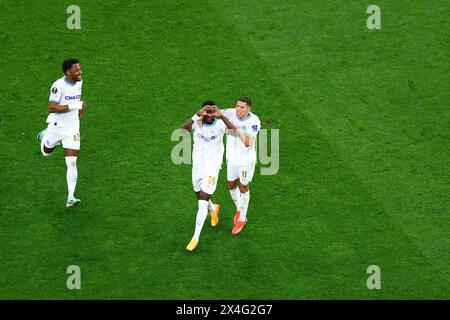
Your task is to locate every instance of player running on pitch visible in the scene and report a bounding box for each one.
[36,58,85,208]
[181,101,236,252]
[221,97,261,235]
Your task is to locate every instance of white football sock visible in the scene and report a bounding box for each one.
[65,156,78,199]
[239,190,250,221]
[229,188,242,211]
[208,199,216,212]
[193,200,209,240]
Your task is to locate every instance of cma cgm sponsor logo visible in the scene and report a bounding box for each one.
[197,133,217,142]
[65,95,81,100]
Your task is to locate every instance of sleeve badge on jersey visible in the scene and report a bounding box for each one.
[252,125,258,132]
[51,87,58,94]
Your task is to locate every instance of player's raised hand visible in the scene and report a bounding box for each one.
[202,106,217,117]
[206,106,222,118]
[197,106,208,117]
[213,107,223,118]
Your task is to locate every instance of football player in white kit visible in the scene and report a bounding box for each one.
[36,59,85,208]
[181,101,236,252]
[222,97,261,235]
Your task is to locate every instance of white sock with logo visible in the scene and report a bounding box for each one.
[229,188,241,211]
[193,200,209,240]
[239,191,250,221]
[65,156,78,199]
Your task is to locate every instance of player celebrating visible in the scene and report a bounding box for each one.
[181,101,236,252]
[222,97,261,235]
[36,59,85,208]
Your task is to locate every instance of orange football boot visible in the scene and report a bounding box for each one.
[232,218,247,235]
[233,210,241,225]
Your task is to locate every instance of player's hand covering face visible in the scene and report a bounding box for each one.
[202,105,217,123]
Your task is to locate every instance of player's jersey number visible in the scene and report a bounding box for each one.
[208,176,216,185]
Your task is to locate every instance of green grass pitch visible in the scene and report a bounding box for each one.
[0,0,449,299]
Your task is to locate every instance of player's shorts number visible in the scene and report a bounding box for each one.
[73,133,80,142]
[208,176,216,185]
[242,171,248,179]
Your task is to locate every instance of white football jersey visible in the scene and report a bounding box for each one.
[47,76,82,128]
[223,108,261,166]
[192,118,227,171]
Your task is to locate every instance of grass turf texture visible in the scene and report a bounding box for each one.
[0,0,449,299]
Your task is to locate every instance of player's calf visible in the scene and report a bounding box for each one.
[65,153,80,207]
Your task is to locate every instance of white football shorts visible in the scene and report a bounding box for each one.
[41,122,80,152]
[192,166,220,195]
[227,162,255,185]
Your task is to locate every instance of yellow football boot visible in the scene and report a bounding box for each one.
[210,204,221,227]
[186,238,198,252]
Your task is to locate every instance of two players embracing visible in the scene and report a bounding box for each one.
[181,98,261,252]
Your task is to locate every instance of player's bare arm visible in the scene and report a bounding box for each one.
[180,107,207,131]
[235,128,251,147]
[213,108,236,131]
[78,101,86,119]
[217,108,250,146]
[226,123,251,147]
[48,101,69,113]
[48,100,84,114]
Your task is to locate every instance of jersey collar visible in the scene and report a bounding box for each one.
[203,118,217,127]
[63,76,77,86]
[238,112,252,122]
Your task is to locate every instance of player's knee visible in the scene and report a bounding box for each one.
[41,140,52,156]
[228,180,238,190]
[41,146,53,157]
[239,184,249,193]
[198,190,211,201]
